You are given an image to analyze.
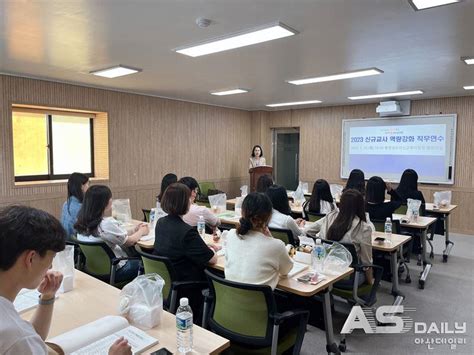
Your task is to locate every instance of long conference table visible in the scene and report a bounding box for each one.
[137,230,353,354]
[22,270,230,354]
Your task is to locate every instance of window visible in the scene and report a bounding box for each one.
[12,109,94,182]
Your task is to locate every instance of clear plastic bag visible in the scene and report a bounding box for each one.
[299,181,309,194]
[52,245,75,293]
[433,191,452,208]
[240,185,248,197]
[293,184,305,207]
[112,199,132,222]
[118,274,164,329]
[322,242,352,275]
[235,196,243,216]
[407,198,422,221]
[209,193,227,213]
[330,184,343,200]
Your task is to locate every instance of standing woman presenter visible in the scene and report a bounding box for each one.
[249,145,266,169]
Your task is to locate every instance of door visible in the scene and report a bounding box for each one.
[273,128,300,190]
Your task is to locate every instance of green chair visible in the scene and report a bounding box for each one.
[305,211,326,223]
[394,204,408,215]
[71,236,140,288]
[322,240,383,352]
[268,227,297,246]
[142,209,151,222]
[135,246,208,313]
[198,181,217,200]
[203,270,309,355]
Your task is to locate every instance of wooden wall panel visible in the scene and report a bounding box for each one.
[256,97,474,235]
[0,75,252,220]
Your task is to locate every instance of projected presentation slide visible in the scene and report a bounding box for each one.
[341,115,456,184]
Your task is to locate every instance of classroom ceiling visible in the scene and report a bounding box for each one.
[1,0,474,111]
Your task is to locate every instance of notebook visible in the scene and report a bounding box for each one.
[288,262,309,278]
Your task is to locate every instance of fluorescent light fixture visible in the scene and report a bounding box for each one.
[90,65,141,78]
[409,0,462,11]
[266,100,322,108]
[288,68,383,86]
[461,56,474,65]
[463,86,474,90]
[348,90,424,100]
[210,88,249,96]
[175,22,297,57]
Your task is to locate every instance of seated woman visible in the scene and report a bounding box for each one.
[224,192,293,289]
[75,185,149,282]
[302,179,336,219]
[266,185,305,239]
[153,183,218,281]
[256,174,274,193]
[343,169,366,196]
[178,177,221,229]
[366,176,402,221]
[60,172,89,239]
[395,169,426,215]
[304,189,374,283]
[155,173,178,220]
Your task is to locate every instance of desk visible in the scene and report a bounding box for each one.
[22,271,229,354]
[372,232,411,299]
[393,214,437,289]
[226,199,304,216]
[425,203,458,262]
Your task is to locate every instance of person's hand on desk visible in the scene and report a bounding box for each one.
[108,337,132,355]
[296,218,305,227]
[136,223,150,236]
[38,270,63,300]
[208,244,222,252]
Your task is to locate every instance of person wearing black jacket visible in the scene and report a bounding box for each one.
[366,176,402,221]
[395,169,426,215]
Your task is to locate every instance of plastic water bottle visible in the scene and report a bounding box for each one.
[312,239,326,273]
[197,215,205,238]
[384,217,392,244]
[176,298,193,353]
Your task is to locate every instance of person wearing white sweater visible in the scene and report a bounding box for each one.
[224,193,293,290]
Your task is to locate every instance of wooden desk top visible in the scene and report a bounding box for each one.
[371,231,412,252]
[425,203,458,214]
[22,271,229,355]
[392,214,437,229]
[227,199,303,215]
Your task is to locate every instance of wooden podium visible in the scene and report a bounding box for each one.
[249,166,273,192]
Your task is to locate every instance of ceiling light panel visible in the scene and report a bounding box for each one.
[288,68,383,85]
[409,0,462,11]
[175,23,297,57]
[266,100,322,107]
[210,89,249,96]
[348,90,424,100]
[90,65,141,78]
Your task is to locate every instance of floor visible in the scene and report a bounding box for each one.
[300,233,474,354]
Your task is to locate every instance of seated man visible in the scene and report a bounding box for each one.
[0,205,131,355]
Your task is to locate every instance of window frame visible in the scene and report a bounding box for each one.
[13,112,95,182]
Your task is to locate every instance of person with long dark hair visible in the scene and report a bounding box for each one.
[266,185,305,239]
[366,176,402,221]
[249,145,266,168]
[75,185,149,282]
[304,189,374,282]
[155,173,178,220]
[344,169,366,195]
[224,192,293,289]
[60,173,89,238]
[302,179,336,219]
[395,169,426,214]
[256,174,274,193]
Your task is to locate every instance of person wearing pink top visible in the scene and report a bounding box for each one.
[178,176,221,229]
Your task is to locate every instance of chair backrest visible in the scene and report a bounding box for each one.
[135,246,175,302]
[198,181,216,199]
[268,227,295,246]
[71,236,114,277]
[306,211,326,222]
[372,219,401,234]
[205,270,276,347]
[142,209,151,222]
[395,204,408,215]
